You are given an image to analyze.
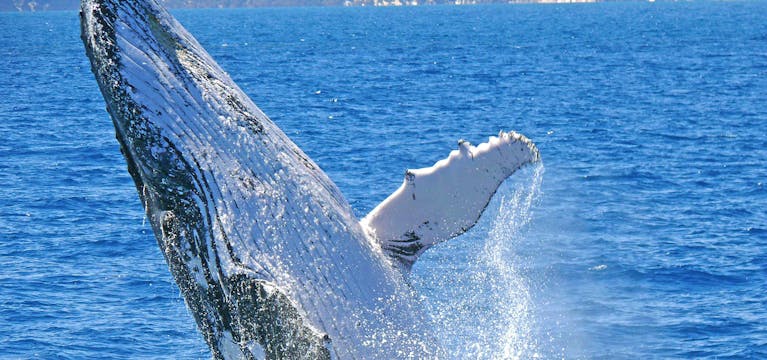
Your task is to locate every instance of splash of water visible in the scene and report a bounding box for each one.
[413,163,544,359]
[484,163,544,359]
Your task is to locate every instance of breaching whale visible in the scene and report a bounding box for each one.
[80,0,540,358]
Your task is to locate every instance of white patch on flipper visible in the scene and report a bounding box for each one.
[361,131,540,268]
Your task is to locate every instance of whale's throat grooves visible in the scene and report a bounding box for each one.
[80,0,438,359]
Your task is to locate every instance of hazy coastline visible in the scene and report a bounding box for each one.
[4,0,602,12]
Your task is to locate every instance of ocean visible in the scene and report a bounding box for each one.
[1,1,765,358]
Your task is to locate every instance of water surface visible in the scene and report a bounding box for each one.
[1,2,766,358]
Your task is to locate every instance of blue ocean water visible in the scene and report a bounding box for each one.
[1,1,766,358]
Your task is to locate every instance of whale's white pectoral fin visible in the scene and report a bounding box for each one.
[361,131,540,269]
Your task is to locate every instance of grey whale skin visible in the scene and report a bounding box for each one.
[80,0,540,358]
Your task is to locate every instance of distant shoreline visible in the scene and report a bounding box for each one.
[3,0,604,13]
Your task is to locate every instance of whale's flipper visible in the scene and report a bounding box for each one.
[362,132,540,269]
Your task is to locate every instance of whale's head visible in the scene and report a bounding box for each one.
[80,1,345,358]
[81,0,193,213]
[80,1,433,358]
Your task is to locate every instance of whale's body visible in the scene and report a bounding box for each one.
[80,1,539,358]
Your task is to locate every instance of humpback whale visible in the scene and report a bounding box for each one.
[80,0,540,358]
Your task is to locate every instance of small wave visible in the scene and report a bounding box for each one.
[589,264,607,271]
